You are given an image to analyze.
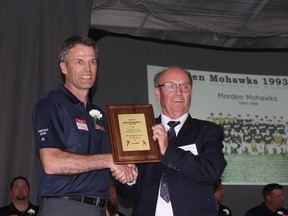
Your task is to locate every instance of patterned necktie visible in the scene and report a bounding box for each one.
[160,121,180,203]
[167,121,180,145]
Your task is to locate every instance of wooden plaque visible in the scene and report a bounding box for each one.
[106,104,161,164]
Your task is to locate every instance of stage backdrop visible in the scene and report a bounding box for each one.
[148,65,288,185]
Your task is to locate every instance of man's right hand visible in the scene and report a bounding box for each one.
[110,164,138,184]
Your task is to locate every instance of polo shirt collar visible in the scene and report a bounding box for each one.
[57,84,93,110]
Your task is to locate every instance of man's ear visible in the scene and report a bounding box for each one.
[154,88,160,101]
[265,194,271,203]
[59,62,67,75]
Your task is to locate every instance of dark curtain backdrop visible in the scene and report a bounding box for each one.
[0,0,92,205]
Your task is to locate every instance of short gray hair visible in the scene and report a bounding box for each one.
[58,35,98,63]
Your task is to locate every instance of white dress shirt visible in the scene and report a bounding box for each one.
[155,113,188,216]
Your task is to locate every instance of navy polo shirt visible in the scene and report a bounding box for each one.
[0,202,39,216]
[32,84,110,201]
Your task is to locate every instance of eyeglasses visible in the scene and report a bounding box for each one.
[157,82,192,92]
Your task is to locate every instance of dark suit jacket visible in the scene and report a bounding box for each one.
[116,114,227,216]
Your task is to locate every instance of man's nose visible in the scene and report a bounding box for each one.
[175,86,182,94]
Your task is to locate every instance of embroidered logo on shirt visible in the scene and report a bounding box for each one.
[95,124,105,132]
[38,128,48,136]
[38,128,48,142]
[75,118,89,131]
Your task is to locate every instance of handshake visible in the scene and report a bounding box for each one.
[110,163,138,184]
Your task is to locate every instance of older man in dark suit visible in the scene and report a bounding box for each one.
[115,66,227,216]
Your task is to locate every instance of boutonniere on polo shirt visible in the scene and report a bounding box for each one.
[89,109,105,132]
[27,208,36,215]
[222,209,230,215]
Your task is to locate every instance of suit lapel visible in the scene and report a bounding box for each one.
[175,115,199,147]
[156,114,199,147]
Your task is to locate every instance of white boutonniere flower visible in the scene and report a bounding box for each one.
[89,109,105,132]
[27,208,36,215]
[277,211,284,215]
[89,109,103,122]
[223,209,230,215]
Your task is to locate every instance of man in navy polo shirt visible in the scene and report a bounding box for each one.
[245,183,288,216]
[32,35,137,216]
[0,176,38,216]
